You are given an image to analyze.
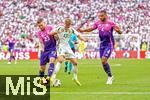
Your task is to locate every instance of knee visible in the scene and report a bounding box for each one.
[58,56,65,63]
[72,61,77,66]
[102,59,107,65]
[58,60,63,64]
[40,66,46,72]
[73,63,77,66]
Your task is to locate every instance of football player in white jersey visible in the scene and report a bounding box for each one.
[50,18,87,86]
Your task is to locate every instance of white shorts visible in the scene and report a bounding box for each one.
[57,45,75,58]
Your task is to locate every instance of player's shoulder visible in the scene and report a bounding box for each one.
[57,26,64,29]
[107,20,115,25]
[71,27,81,36]
[71,27,76,32]
[46,25,53,30]
[56,26,65,32]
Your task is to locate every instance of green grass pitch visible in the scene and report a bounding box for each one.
[0,59,150,100]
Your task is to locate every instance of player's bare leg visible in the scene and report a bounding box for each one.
[69,58,81,86]
[8,52,11,64]
[51,55,65,83]
[101,56,113,85]
[8,52,16,64]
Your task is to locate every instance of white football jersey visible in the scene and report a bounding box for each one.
[56,26,80,47]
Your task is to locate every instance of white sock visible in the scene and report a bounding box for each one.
[51,62,61,80]
[73,65,78,80]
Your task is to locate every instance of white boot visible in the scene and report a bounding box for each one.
[106,76,114,85]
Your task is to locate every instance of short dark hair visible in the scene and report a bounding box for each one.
[37,18,43,24]
[100,10,107,14]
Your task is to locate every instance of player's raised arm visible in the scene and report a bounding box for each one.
[77,20,98,33]
[73,29,88,42]
[78,27,95,33]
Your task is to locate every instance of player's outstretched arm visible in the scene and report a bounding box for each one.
[73,29,88,42]
[77,27,95,33]
[114,26,122,34]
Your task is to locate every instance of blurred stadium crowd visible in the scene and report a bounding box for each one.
[0,0,150,51]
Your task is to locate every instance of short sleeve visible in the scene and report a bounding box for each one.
[54,26,63,33]
[109,21,116,28]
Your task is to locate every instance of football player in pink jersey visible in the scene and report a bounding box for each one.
[36,18,57,84]
[78,10,122,84]
[6,33,17,64]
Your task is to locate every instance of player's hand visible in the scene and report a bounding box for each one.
[115,26,122,34]
[83,38,88,42]
[77,28,83,33]
[74,41,78,44]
